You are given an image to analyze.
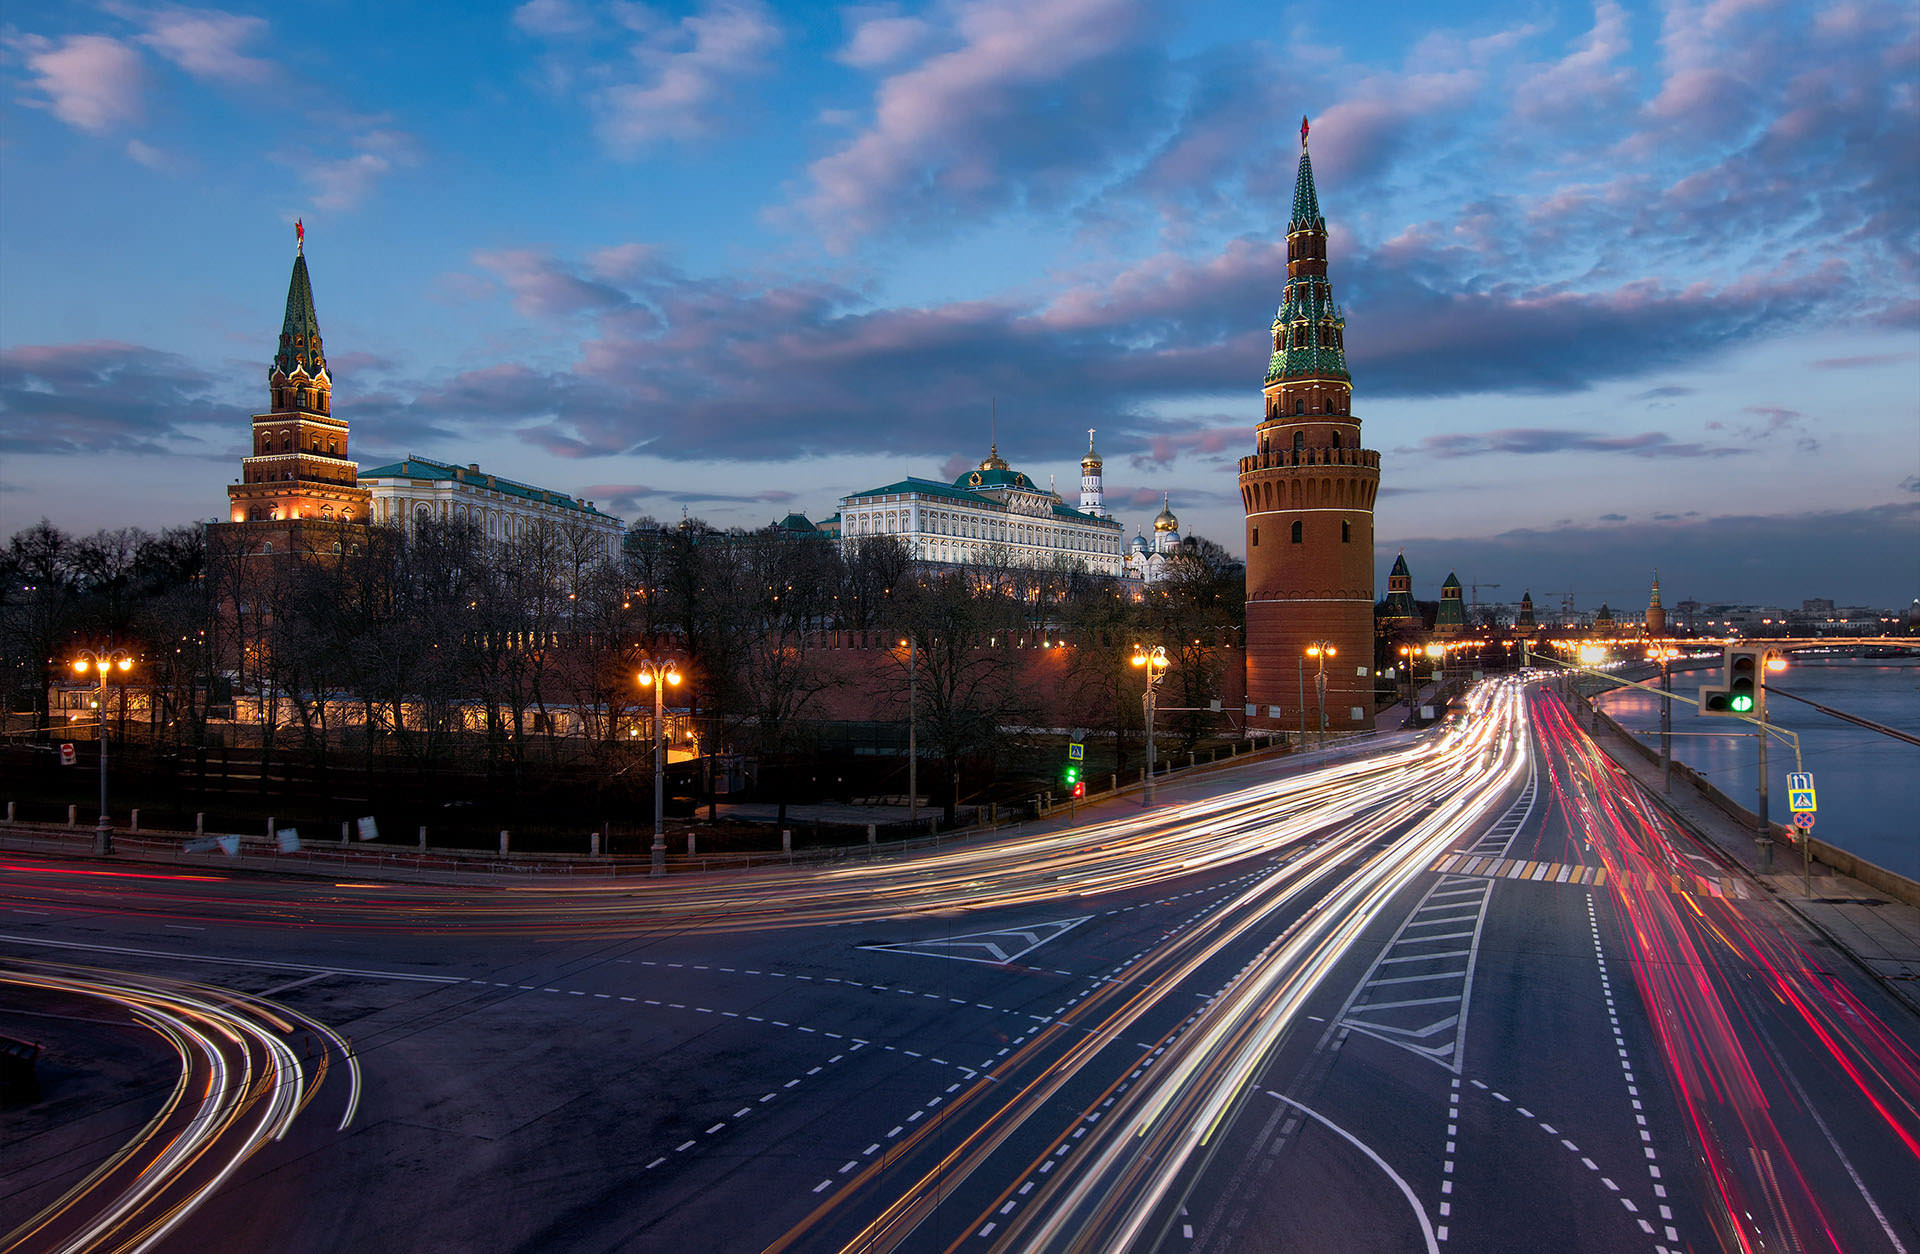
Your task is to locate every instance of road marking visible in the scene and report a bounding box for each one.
[0,933,464,982]
[857,916,1092,966]
[1266,1092,1439,1254]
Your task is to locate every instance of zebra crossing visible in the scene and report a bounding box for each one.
[1427,851,1751,899]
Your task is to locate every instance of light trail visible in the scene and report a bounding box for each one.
[0,964,358,1254]
[1530,689,1920,1254]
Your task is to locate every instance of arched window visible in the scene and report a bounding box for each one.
[1330,432,1341,449]
[1324,398,1333,414]
[1292,431,1305,452]
[1295,398,1305,415]
[1290,520,1303,544]
[281,431,291,451]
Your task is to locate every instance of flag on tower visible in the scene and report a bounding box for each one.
[1301,115,1309,144]
[295,218,304,250]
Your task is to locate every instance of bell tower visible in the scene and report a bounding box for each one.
[225,223,369,527]
[1238,118,1381,735]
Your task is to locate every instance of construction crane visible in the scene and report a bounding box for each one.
[1467,579,1502,609]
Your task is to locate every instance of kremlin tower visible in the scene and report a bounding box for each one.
[1238,118,1380,735]
[224,224,369,533]
[1379,553,1416,626]
[1517,591,1537,632]
[1436,573,1465,636]
[1645,571,1666,636]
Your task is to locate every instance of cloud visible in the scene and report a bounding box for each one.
[796,0,1163,244]
[296,128,420,211]
[837,6,936,69]
[1395,501,1920,607]
[1811,352,1917,369]
[593,0,782,154]
[125,138,170,169]
[1632,385,1694,400]
[1597,512,1628,522]
[476,249,631,319]
[1127,426,1242,470]
[0,342,233,455]
[12,34,146,133]
[1514,1,1634,122]
[512,0,593,39]
[133,6,274,85]
[1406,428,1745,460]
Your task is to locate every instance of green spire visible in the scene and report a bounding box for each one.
[1390,553,1410,577]
[1289,146,1323,230]
[272,250,326,380]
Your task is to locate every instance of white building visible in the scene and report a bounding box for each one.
[839,440,1126,575]
[1125,494,1186,585]
[358,455,624,557]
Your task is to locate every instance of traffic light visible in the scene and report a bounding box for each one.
[1072,781,1085,798]
[1063,762,1080,789]
[1700,645,1764,717]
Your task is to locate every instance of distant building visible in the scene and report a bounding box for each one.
[1125,494,1186,585]
[838,440,1125,575]
[358,456,623,557]
[1516,590,1537,632]
[1645,571,1666,636]
[1379,553,1417,625]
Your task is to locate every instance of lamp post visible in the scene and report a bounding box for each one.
[1305,642,1336,747]
[1646,645,1679,793]
[72,648,133,854]
[636,655,683,877]
[900,637,918,831]
[1397,645,1413,717]
[1130,644,1170,805]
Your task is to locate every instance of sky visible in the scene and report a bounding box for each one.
[2,0,1916,611]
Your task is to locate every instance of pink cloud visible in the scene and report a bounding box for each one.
[15,34,145,133]
[135,6,274,85]
[595,0,782,154]
[837,8,936,69]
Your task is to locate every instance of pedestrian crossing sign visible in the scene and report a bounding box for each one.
[1787,788,1816,813]
[1067,742,1084,761]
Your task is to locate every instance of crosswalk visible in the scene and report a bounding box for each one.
[1428,851,1751,899]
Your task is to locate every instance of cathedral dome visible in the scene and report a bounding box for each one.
[1082,429,1102,470]
[1152,493,1179,533]
[1130,532,1149,553]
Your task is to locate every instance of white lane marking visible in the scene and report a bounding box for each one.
[1267,1092,1439,1254]
[259,972,330,998]
[0,933,464,982]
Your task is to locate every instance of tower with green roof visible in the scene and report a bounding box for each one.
[1380,552,1416,624]
[1436,572,1465,635]
[1239,117,1382,736]
[225,226,369,529]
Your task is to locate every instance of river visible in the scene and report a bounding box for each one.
[1595,659,1920,883]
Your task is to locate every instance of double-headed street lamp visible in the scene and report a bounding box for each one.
[71,648,134,854]
[1305,641,1336,747]
[1130,644,1170,805]
[636,655,683,877]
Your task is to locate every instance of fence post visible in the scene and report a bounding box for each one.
[1110,773,1117,793]
[266,816,275,840]
[867,823,876,851]
[687,833,697,857]
[195,812,204,836]
[591,830,601,857]
[499,829,509,856]
[341,820,350,845]
[930,816,938,835]
[131,809,140,832]
[782,829,791,854]
[418,825,427,852]
[5,801,13,823]
[69,804,78,827]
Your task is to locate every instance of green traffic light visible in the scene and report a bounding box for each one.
[1729,694,1754,713]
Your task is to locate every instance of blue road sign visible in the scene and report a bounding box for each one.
[1787,771,1813,792]
[1067,742,1084,761]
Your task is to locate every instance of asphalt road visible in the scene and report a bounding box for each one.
[2,677,1915,1253]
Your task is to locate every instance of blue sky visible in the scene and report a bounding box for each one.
[3,0,1916,610]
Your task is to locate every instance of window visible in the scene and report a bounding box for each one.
[1295,398,1305,415]
[1341,520,1351,543]
[1330,432,1341,449]
[1292,431,1305,452]
[1290,521,1303,544]
[1251,527,1259,547]
[1324,398,1333,414]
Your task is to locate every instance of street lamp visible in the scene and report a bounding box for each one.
[1305,642,1336,747]
[1397,645,1414,716]
[1130,644,1170,804]
[1645,645,1680,793]
[899,638,917,832]
[636,655,683,877]
[71,648,133,854]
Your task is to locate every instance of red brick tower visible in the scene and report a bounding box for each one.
[225,223,369,528]
[1239,118,1380,735]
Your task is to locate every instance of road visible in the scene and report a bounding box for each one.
[2,678,1915,1252]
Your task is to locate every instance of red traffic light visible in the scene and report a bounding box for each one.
[1072,782,1085,798]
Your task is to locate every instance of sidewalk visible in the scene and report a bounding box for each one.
[1582,706,1920,1019]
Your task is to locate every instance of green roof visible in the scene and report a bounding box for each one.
[358,455,618,519]
[272,251,326,380]
[845,476,988,505]
[1390,553,1410,577]
[1442,572,1462,590]
[1289,147,1323,230]
[955,466,1037,491]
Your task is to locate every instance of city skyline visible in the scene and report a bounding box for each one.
[3,0,1916,608]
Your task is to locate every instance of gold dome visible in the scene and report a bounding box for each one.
[1081,427,1102,470]
[1152,492,1178,532]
